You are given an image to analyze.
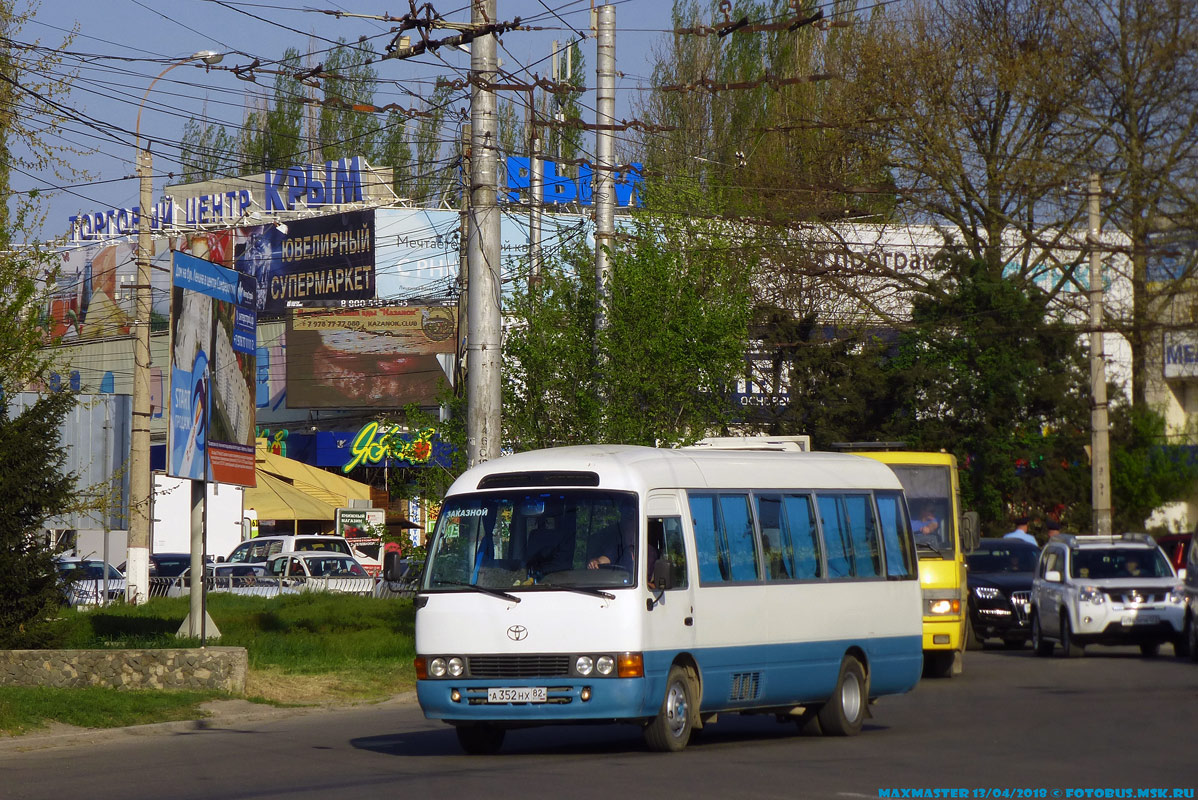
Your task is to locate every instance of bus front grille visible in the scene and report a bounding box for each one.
[468,655,572,678]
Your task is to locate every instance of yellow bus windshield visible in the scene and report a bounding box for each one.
[887,463,956,558]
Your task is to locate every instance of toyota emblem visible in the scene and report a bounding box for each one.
[506,625,528,641]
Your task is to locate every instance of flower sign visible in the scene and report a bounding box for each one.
[341,421,449,473]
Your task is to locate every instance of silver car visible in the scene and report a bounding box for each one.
[1031,533,1184,657]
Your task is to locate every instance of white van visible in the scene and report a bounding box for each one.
[225,534,355,569]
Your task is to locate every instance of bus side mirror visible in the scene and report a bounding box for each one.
[652,559,673,591]
[960,511,980,552]
[384,551,407,582]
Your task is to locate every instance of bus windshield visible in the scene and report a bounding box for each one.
[424,489,640,592]
[887,464,955,558]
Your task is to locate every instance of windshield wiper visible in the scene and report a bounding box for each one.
[539,581,615,600]
[917,541,949,558]
[433,579,522,603]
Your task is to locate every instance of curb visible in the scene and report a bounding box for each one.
[0,691,418,753]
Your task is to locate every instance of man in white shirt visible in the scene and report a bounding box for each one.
[1003,516,1037,546]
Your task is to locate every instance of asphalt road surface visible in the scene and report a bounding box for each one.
[4,646,1196,800]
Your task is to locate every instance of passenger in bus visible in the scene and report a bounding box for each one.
[588,514,636,570]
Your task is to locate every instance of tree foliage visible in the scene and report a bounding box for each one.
[504,195,753,449]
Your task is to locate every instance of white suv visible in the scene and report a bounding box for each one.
[1031,533,1185,657]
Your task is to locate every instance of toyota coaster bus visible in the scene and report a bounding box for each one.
[409,445,923,753]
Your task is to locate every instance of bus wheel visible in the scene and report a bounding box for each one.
[455,724,505,755]
[644,665,694,752]
[818,656,867,737]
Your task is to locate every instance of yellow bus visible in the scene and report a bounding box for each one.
[850,448,978,678]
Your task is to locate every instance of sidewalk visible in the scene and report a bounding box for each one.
[0,691,417,753]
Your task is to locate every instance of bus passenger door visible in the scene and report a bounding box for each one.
[643,494,697,710]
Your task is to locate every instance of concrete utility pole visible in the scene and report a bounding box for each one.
[1088,172,1113,536]
[593,4,616,337]
[457,123,471,392]
[129,49,223,604]
[466,0,502,466]
[528,89,543,290]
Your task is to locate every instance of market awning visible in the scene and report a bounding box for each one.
[255,443,372,508]
[243,470,337,521]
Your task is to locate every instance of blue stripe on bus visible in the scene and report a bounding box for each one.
[417,635,922,722]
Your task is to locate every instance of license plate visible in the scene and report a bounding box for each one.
[1122,614,1158,626]
[487,687,547,703]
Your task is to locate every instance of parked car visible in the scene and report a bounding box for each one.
[225,535,356,571]
[55,556,126,606]
[966,538,1040,648]
[163,563,274,599]
[1180,529,1198,661]
[264,551,374,595]
[1031,533,1185,657]
[121,552,211,579]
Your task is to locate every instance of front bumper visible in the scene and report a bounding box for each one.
[1071,603,1184,642]
[921,617,965,651]
[417,677,652,723]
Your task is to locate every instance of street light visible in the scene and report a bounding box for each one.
[126,50,223,605]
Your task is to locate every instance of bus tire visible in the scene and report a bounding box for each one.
[818,656,867,737]
[455,724,505,755]
[644,665,694,752]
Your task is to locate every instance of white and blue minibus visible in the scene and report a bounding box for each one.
[412,445,922,753]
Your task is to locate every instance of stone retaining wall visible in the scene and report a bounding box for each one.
[0,648,247,693]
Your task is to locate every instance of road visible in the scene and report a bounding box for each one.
[4,646,1196,800]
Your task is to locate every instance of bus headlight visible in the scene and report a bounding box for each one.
[923,589,961,616]
[596,655,615,675]
[429,657,448,678]
[576,656,594,676]
[447,657,465,677]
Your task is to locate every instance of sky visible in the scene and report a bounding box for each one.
[15,0,678,242]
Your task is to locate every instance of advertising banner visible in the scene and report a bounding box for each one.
[47,239,136,341]
[285,305,456,409]
[168,251,258,486]
[335,508,385,539]
[234,209,375,313]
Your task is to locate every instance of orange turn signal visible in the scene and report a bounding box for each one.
[414,656,428,680]
[617,652,644,678]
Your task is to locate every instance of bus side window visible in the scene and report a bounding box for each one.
[818,494,854,579]
[688,494,726,583]
[782,494,821,580]
[875,491,915,578]
[718,494,758,581]
[844,494,881,578]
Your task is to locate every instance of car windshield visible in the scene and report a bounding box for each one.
[303,556,367,576]
[295,539,352,556]
[888,465,955,558]
[424,489,639,592]
[1070,548,1172,579]
[58,561,122,580]
[967,545,1039,573]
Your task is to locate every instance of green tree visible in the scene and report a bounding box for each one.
[882,256,1091,533]
[318,39,382,163]
[504,193,753,449]
[239,47,306,171]
[179,113,239,183]
[1109,405,1198,533]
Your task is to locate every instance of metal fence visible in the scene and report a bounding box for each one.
[147,575,419,600]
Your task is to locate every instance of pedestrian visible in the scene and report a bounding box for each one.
[1045,519,1061,538]
[1003,516,1037,546]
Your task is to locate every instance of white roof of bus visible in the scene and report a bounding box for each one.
[448,445,903,495]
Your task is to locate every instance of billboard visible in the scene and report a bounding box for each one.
[168,251,257,486]
[234,209,375,313]
[47,239,136,341]
[285,305,456,409]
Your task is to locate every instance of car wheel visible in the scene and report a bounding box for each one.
[1139,641,1160,658]
[1060,613,1083,658]
[455,724,505,755]
[643,665,695,752]
[1031,612,1053,657]
[817,655,868,737]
